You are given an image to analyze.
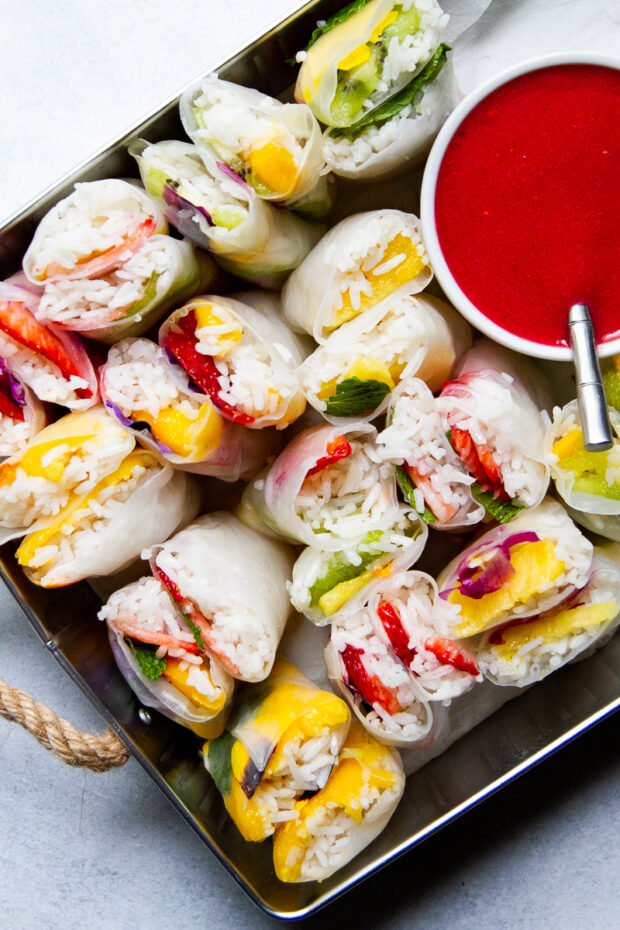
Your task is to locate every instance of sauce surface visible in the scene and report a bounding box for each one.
[434,64,620,348]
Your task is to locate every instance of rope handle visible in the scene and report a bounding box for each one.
[0,678,129,772]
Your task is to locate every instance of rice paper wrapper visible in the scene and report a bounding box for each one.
[281,210,432,342]
[0,359,47,459]
[146,512,295,682]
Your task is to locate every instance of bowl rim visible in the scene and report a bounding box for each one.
[420,51,620,362]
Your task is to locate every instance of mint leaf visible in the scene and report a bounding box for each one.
[330,44,451,139]
[395,464,437,524]
[325,376,391,417]
[184,613,206,652]
[471,483,524,524]
[206,731,235,796]
[126,638,167,681]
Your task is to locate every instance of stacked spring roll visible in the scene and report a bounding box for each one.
[282,210,432,342]
[202,659,350,841]
[326,569,479,746]
[159,292,307,430]
[300,292,471,421]
[0,358,46,458]
[272,720,404,883]
[100,575,234,738]
[144,513,294,682]
[293,0,449,129]
[100,338,276,481]
[15,450,199,587]
[436,340,551,520]
[131,139,324,288]
[547,399,620,542]
[475,544,620,687]
[0,406,134,542]
[179,77,333,217]
[436,500,594,640]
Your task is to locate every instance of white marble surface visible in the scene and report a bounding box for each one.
[1,0,619,927]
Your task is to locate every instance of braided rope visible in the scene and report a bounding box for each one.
[0,678,129,772]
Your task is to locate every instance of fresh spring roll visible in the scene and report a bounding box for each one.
[475,545,620,687]
[377,378,485,530]
[202,659,351,842]
[0,278,99,409]
[300,292,471,422]
[293,0,449,129]
[35,236,216,344]
[145,512,295,682]
[15,450,199,587]
[436,500,594,640]
[547,399,620,542]
[100,338,275,481]
[0,406,134,542]
[131,139,324,288]
[100,576,234,738]
[179,77,333,217]
[322,43,456,180]
[23,179,167,283]
[281,210,432,343]
[158,293,307,430]
[289,506,428,625]
[273,720,405,883]
[436,340,551,520]
[238,422,399,550]
[0,358,47,458]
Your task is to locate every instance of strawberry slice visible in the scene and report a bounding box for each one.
[424,637,479,676]
[39,217,157,281]
[449,427,508,499]
[376,601,418,667]
[0,300,93,399]
[306,436,352,478]
[0,370,25,421]
[341,644,403,715]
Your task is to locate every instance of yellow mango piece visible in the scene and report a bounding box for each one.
[319,567,375,616]
[224,775,274,842]
[134,402,222,460]
[193,301,243,352]
[248,142,299,196]
[300,0,387,90]
[318,356,394,401]
[17,434,95,482]
[338,42,372,71]
[163,657,226,713]
[495,600,618,661]
[552,428,585,461]
[450,540,566,638]
[328,233,427,332]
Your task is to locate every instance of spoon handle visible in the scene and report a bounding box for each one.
[569,303,613,452]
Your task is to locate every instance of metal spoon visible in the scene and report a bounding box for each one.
[569,303,613,451]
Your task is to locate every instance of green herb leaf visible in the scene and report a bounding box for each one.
[395,464,437,524]
[471,483,524,524]
[329,43,451,139]
[184,613,206,652]
[325,376,392,417]
[126,270,161,318]
[293,0,373,61]
[126,638,167,681]
[206,731,235,796]
[309,529,383,606]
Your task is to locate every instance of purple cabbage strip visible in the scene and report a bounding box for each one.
[0,357,26,406]
[441,531,540,600]
[162,184,214,248]
[104,400,174,455]
[216,160,251,192]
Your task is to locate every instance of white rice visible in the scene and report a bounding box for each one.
[0,411,33,458]
[0,332,91,409]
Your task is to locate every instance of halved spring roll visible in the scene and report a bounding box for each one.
[436,340,551,519]
[131,139,324,288]
[145,512,295,682]
[159,293,307,429]
[289,506,428,625]
[273,720,405,882]
[476,545,620,687]
[0,358,47,458]
[282,209,432,342]
[300,292,471,421]
[0,406,134,542]
[23,179,167,283]
[436,500,594,639]
[36,236,215,344]
[100,575,234,738]
[238,422,399,550]
[548,399,620,542]
[0,277,99,409]
[15,450,199,587]
[377,377,485,530]
[294,0,449,128]
[202,659,351,842]
[179,77,332,216]
[100,338,275,481]
[322,43,456,180]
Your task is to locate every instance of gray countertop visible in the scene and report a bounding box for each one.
[1,0,619,927]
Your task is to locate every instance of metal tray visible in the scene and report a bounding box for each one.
[1,0,619,918]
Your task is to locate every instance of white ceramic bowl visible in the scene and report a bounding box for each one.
[420,52,620,362]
